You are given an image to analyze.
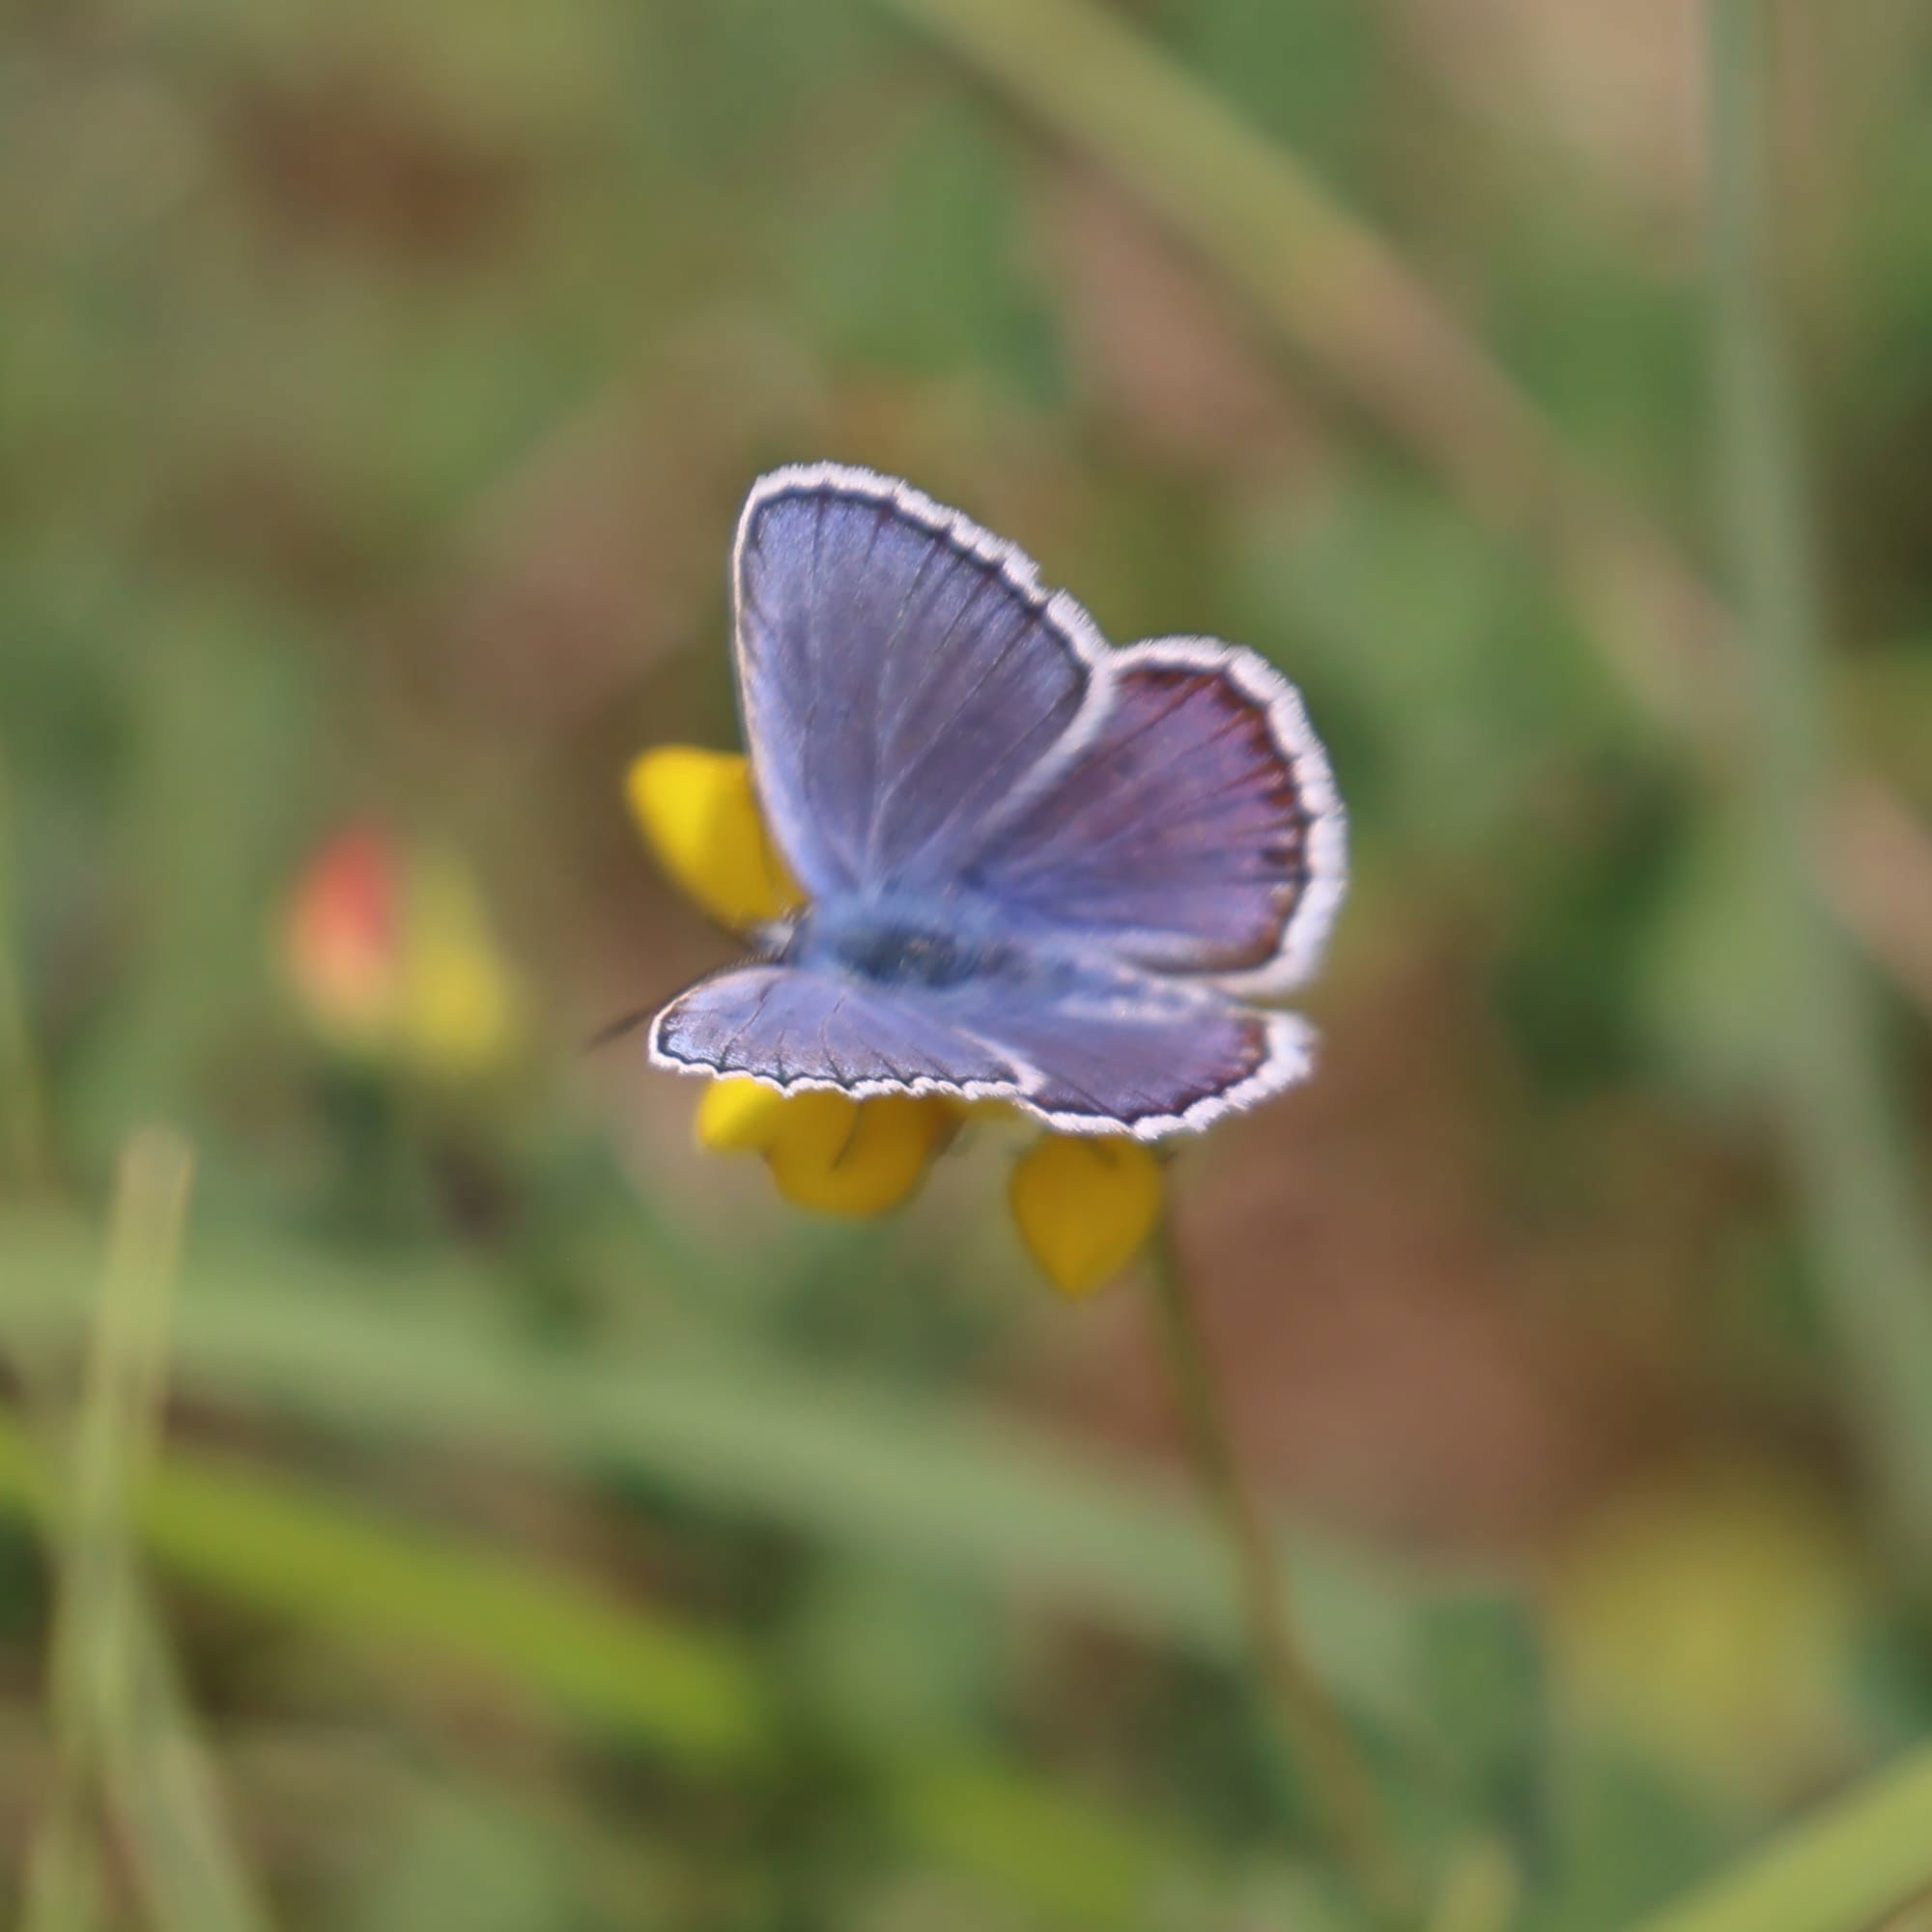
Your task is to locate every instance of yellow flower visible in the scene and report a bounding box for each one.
[627,747,800,931]
[396,851,522,1078]
[1010,1135,1164,1295]
[696,1077,954,1216]
[631,745,1164,1283]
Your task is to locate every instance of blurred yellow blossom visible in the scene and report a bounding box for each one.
[1010,1135,1164,1294]
[1546,1457,1861,1801]
[696,1076,955,1216]
[627,746,800,931]
[632,746,1165,1283]
[283,826,522,1081]
[396,850,523,1078]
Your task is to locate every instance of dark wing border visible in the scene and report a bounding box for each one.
[1106,636,1347,995]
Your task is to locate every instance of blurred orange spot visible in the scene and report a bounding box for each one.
[283,826,401,1056]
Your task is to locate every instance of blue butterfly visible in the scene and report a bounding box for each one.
[650,465,1348,1139]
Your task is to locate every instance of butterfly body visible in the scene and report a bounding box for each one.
[780,894,1035,995]
[650,465,1348,1141]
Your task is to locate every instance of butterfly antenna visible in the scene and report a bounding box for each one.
[583,1006,656,1054]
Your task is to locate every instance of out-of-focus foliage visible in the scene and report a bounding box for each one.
[4,0,1932,1928]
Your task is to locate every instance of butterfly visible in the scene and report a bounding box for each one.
[648,464,1347,1140]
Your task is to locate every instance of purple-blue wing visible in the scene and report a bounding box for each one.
[649,965,1021,1096]
[946,974,1316,1138]
[650,961,1315,1140]
[964,641,1347,995]
[731,465,1104,897]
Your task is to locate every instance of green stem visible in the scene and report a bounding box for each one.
[1706,0,1932,1548]
[23,1130,197,1932]
[21,1130,275,1932]
[1148,1219,1409,1923]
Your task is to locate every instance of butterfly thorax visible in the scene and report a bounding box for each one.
[778,895,1035,995]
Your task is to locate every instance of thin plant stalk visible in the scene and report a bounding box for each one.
[1147,1218,1409,1923]
[23,1130,195,1932]
[21,1128,273,1932]
[1706,0,1932,1547]
[873,0,1932,1023]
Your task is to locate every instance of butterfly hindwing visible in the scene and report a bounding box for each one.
[650,958,1317,1139]
[650,964,1020,1096]
[963,640,1345,994]
[945,971,1315,1136]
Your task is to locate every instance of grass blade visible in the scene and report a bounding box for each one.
[0,1216,1435,1721]
[18,1129,274,1932]
[0,1412,1222,1925]
[1628,1743,1932,1932]
[1706,0,1932,1548]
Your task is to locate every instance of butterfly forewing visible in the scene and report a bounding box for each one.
[962,641,1345,993]
[732,466,1100,897]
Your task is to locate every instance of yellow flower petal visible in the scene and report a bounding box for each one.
[1009,1135,1163,1295]
[761,1090,953,1218]
[627,747,801,931]
[949,1097,1032,1129]
[398,850,522,1079]
[695,1074,791,1154]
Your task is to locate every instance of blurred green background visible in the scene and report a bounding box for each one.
[6,0,1932,1927]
